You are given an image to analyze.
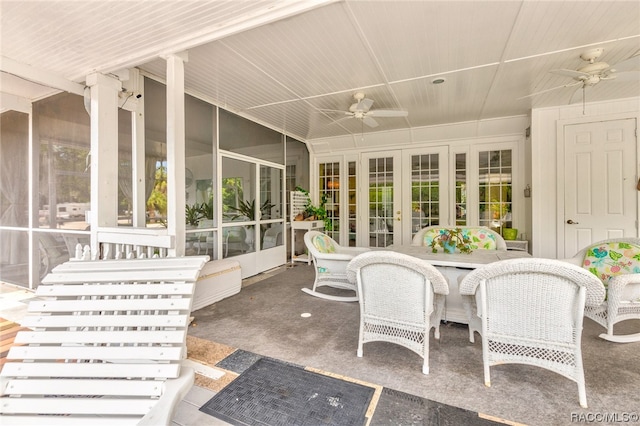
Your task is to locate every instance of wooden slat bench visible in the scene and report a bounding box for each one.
[0,256,209,425]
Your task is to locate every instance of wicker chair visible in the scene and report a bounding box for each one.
[562,238,640,343]
[412,225,507,251]
[346,251,450,374]
[302,231,370,302]
[459,258,605,408]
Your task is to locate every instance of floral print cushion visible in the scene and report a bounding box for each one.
[463,229,498,250]
[582,242,640,287]
[313,234,336,253]
[422,229,443,248]
[422,228,498,251]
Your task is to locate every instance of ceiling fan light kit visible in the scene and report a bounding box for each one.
[324,92,408,129]
[521,48,640,106]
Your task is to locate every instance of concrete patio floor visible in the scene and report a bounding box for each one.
[2,263,639,425]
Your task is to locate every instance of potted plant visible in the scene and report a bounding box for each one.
[185,203,203,227]
[295,187,332,230]
[227,198,275,221]
[429,228,473,254]
[199,196,214,222]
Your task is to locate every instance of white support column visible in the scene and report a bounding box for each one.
[129,69,147,228]
[86,72,121,255]
[164,52,188,257]
[27,101,36,289]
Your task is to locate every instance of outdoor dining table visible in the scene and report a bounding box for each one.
[388,245,532,323]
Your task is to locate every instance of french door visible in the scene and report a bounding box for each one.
[361,152,402,247]
[220,154,285,277]
[360,147,449,247]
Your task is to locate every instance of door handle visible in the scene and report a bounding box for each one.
[566,219,579,225]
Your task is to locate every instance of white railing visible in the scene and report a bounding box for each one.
[73,227,176,260]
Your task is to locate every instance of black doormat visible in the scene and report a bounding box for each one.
[370,387,504,426]
[200,357,375,426]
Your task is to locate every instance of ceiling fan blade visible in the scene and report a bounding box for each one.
[367,109,408,118]
[611,54,640,73]
[356,98,374,112]
[550,68,589,79]
[328,116,353,126]
[318,108,351,114]
[517,81,583,99]
[608,70,640,81]
[362,116,379,128]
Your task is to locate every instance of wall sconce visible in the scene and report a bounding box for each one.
[524,184,531,198]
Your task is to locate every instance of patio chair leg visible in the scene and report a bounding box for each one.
[300,288,359,302]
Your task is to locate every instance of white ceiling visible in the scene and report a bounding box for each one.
[2,0,639,143]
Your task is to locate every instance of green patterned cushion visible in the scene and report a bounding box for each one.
[313,234,336,254]
[422,229,441,248]
[422,228,497,252]
[463,229,497,250]
[582,242,640,286]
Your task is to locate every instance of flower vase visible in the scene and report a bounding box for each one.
[443,240,456,254]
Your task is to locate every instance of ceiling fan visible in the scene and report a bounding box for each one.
[520,48,640,104]
[322,92,408,128]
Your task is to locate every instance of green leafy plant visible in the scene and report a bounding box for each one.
[185,203,204,227]
[199,196,214,220]
[430,228,473,254]
[295,186,332,230]
[227,198,275,221]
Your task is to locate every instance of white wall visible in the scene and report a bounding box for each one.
[531,97,640,259]
[307,115,530,154]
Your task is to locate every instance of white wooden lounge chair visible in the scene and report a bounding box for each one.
[562,238,640,343]
[459,258,605,408]
[0,255,209,425]
[302,231,370,302]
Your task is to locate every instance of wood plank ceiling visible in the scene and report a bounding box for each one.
[1,0,639,143]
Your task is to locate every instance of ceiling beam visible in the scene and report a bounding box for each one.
[1,56,84,96]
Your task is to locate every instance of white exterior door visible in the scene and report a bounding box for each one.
[562,118,637,257]
[401,147,450,240]
[361,152,402,247]
[360,147,449,247]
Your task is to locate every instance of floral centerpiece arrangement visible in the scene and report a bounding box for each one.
[429,228,473,254]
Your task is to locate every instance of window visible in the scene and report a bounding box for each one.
[478,149,512,233]
[319,161,340,242]
[411,154,440,237]
[347,161,357,246]
[455,153,467,225]
[368,158,393,248]
[219,109,283,164]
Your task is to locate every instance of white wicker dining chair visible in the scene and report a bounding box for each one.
[346,251,450,374]
[302,230,370,302]
[562,238,640,343]
[459,258,605,408]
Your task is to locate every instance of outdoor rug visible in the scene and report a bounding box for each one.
[370,387,506,426]
[200,357,376,426]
